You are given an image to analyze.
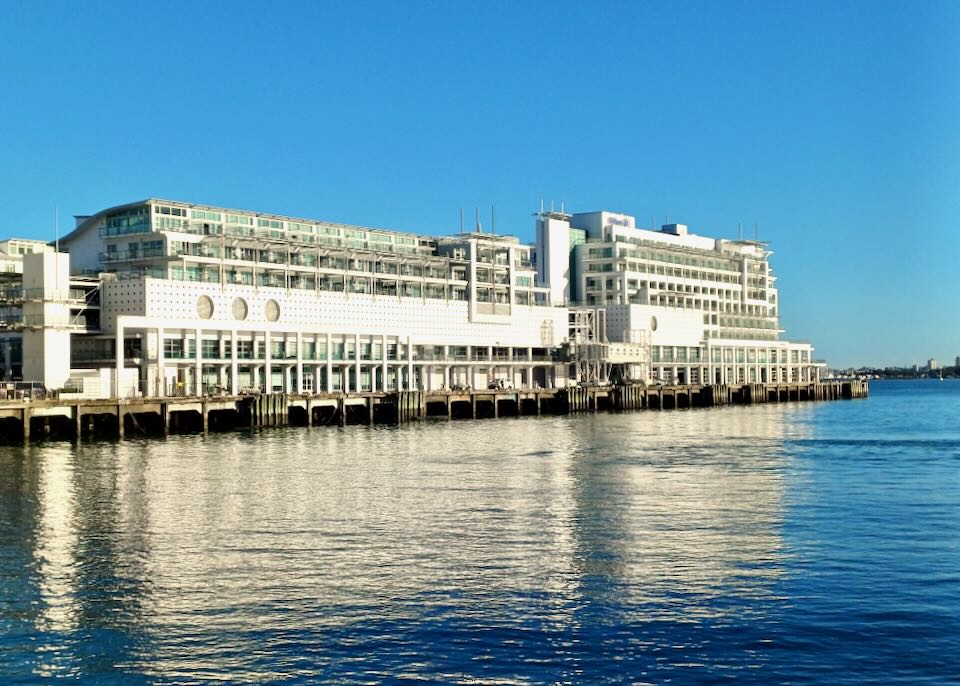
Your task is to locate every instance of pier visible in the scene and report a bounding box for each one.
[0,380,868,442]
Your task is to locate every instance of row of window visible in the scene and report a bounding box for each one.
[153,205,420,246]
[655,366,807,385]
[586,259,747,285]
[160,338,548,362]
[161,267,543,304]
[602,238,752,272]
[652,346,808,364]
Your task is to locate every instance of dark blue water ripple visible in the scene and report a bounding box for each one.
[1,379,959,684]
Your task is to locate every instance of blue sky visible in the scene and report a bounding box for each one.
[1,1,958,368]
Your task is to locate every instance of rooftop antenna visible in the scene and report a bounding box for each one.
[738,222,743,241]
[540,198,544,215]
[475,207,482,233]
[561,201,565,214]
[755,222,759,241]
[55,207,60,291]
[550,200,555,213]
[459,208,464,234]
[491,205,495,235]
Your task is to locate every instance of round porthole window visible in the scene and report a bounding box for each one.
[232,297,248,321]
[650,316,658,332]
[197,295,214,319]
[265,299,280,322]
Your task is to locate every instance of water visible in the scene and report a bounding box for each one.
[1,380,958,685]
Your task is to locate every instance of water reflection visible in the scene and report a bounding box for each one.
[1,403,814,682]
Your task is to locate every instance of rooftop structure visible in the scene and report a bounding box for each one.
[0,238,53,276]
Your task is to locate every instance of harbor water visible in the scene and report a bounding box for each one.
[1,379,958,684]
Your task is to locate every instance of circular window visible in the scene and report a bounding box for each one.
[265,299,280,322]
[196,295,214,319]
[231,297,248,321]
[650,316,658,332]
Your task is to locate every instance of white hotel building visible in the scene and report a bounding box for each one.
[536,210,820,386]
[0,199,821,396]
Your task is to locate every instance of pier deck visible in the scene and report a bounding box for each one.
[0,380,868,442]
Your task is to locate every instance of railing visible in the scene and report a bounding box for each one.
[413,353,444,361]
[98,222,152,238]
[20,314,88,328]
[0,285,23,301]
[18,288,88,302]
[100,251,136,262]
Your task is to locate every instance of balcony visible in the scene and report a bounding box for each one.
[98,221,152,238]
[20,314,88,329]
[19,288,88,303]
[100,251,138,263]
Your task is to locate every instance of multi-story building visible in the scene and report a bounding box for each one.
[1,239,58,380]
[537,210,820,385]
[1,199,823,396]
[54,199,564,397]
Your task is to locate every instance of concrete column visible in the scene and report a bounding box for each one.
[443,365,450,389]
[114,322,124,399]
[264,331,272,393]
[296,331,304,394]
[326,332,333,393]
[219,363,228,394]
[230,330,239,394]
[22,407,31,442]
[195,328,202,396]
[406,336,414,391]
[355,333,362,392]
[381,335,388,391]
[152,328,164,397]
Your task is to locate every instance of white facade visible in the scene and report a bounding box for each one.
[20,252,73,389]
[538,210,821,385]
[54,199,565,396]
[535,214,572,306]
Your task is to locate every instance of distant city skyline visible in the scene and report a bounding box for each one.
[840,356,960,371]
[1,0,958,368]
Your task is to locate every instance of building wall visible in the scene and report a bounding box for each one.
[604,304,704,347]
[535,216,572,306]
[99,277,567,348]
